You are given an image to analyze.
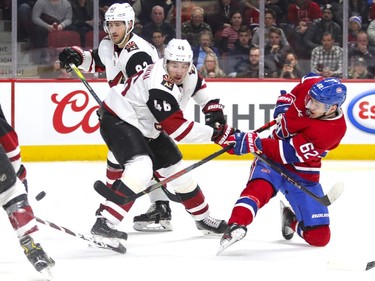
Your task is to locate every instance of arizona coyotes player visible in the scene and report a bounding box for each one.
[59,3,175,234]
[94,38,234,240]
[217,74,347,254]
[0,104,55,278]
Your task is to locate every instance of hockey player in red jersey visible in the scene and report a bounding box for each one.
[217,74,347,254]
[59,3,176,233]
[94,38,234,240]
[0,104,55,277]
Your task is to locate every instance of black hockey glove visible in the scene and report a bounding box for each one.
[211,124,237,146]
[59,46,84,71]
[202,99,226,128]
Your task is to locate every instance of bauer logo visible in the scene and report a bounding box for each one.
[347,90,375,134]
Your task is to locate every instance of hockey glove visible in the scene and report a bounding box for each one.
[59,46,84,71]
[202,99,226,128]
[224,131,262,155]
[273,90,295,119]
[211,124,236,145]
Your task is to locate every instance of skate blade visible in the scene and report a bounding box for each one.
[216,229,246,255]
[133,220,173,232]
[40,266,54,280]
[91,235,126,248]
[199,229,223,237]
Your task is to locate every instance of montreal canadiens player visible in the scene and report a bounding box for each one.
[217,74,347,254]
[94,38,234,239]
[59,3,177,234]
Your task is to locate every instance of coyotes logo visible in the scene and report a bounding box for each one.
[161,74,174,90]
[125,41,139,52]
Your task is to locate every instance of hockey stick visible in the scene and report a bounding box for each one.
[94,143,235,205]
[69,63,103,106]
[35,216,126,254]
[327,259,375,271]
[150,118,282,204]
[94,118,280,205]
[253,152,344,206]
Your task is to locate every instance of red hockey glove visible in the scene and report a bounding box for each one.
[202,99,226,128]
[224,131,262,155]
[273,90,295,119]
[59,46,84,71]
[211,124,236,145]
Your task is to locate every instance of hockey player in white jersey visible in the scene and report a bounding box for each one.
[95,38,234,238]
[59,3,175,234]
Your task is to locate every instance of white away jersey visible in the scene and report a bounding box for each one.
[103,59,215,143]
[81,33,159,86]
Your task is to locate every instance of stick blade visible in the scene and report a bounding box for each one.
[326,181,345,205]
[327,259,375,271]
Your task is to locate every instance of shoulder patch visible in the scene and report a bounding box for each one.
[125,41,140,52]
[161,74,174,90]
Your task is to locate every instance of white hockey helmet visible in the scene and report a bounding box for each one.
[103,3,135,41]
[163,39,193,70]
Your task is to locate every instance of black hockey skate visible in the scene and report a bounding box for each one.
[91,217,128,241]
[217,223,247,255]
[133,201,173,232]
[195,216,228,235]
[280,201,296,240]
[20,235,55,279]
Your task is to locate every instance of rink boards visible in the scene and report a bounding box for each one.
[0,78,374,161]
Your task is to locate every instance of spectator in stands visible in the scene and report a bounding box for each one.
[133,0,173,26]
[218,10,244,54]
[310,32,343,78]
[31,0,73,49]
[348,30,375,75]
[264,27,292,72]
[348,16,363,48]
[251,9,289,47]
[348,56,374,79]
[151,29,166,58]
[288,18,312,74]
[17,1,37,42]
[192,30,221,70]
[66,0,93,47]
[199,52,227,78]
[205,0,242,37]
[226,25,255,74]
[231,46,277,78]
[303,4,342,52]
[141,5,175,44]
[181,6,213,48]
[367,19,375,46]
[279,52,304,79]
[241,0,260,32]
[286,0,322,27]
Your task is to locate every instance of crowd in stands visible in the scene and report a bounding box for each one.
[6,0,375,79]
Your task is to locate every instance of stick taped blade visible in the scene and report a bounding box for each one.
[327,181,344,204]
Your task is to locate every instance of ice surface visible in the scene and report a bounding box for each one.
[1,160,375,281]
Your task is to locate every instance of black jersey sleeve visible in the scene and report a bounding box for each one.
[92,49,105,69]
[126,51,154,77]
[147,88,180,122]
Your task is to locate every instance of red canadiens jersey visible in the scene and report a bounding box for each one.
[262,75,347,182]
[103,59,215,142]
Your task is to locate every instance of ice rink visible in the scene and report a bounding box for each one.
[1,159,375,281]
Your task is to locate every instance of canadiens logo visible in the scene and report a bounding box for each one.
[161,74,174,90]
[125,41,139,52]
